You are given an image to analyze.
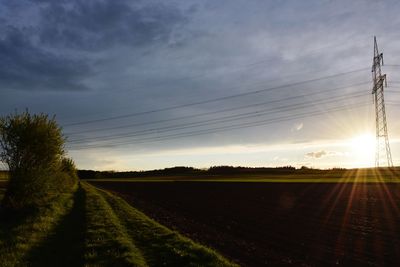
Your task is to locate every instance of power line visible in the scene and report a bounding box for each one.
[65,81,369,136]
[68,102,369,150]
[62,68,368,127]
[67,92,367,144]
[68,100,368,149]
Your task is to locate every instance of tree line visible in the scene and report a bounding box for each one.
[77,165,335,179]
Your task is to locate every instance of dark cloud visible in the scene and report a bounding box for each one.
[37,0,187,51]
[0,0,188,91]
[0,26,90,91]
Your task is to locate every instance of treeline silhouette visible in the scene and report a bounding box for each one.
[77,165,400,180]
[77,165,341,179]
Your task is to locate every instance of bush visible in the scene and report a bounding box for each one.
[59,157,78,189]
[0,111,77,211]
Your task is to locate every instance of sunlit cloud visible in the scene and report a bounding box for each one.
[291,122,303,132]
[306,150,327,159]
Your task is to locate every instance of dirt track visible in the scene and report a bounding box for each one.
[90,181,400,266]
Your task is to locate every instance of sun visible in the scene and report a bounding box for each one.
[348,134,375,167]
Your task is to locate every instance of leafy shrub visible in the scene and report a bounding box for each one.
[58,157,79,191]
[0,111,77,211]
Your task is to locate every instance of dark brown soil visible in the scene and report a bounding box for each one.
[90,181,400,266]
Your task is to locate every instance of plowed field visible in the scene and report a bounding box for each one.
[90,181,400,266]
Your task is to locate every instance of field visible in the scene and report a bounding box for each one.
[83,168,400,183]
[0,181,235,266]
[91,180,400,266]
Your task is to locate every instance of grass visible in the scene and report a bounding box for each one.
[95,185,237,267]
[0,182,237,267]
[83,183,146,266]
[81,168,400,183]
[85,174,400,183]
[0,189,76,266]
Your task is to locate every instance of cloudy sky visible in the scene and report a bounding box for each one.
[1,0,400,170]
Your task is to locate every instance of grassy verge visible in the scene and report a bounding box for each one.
[93,184,238,267]
[23,186,86,267]
[82,182,147,266]
[0,190,76,267]
[0,183,237,266]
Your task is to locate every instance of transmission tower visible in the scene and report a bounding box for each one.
[371,36,393,167]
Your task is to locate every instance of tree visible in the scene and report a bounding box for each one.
[0,111,77,211]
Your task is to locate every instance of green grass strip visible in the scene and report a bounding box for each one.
[0,191,75,267]
[82,182,148,267]
[0,182,237,266]
[91,183,238,267]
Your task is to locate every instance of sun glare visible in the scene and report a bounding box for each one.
[349,134,375,167]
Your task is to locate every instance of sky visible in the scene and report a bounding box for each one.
[1,0,400,171]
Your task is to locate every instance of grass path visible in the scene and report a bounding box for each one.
[0,183,237,267]
[83,183,147,266]
[0,190,76,266]
[24,186,86,266]
[96,185,237,267]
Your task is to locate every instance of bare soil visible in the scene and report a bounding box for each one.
[88,182,400,266]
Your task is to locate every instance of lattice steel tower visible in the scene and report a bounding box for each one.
[371,36,393,167]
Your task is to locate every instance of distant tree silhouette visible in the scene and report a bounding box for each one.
[0,111,77,211]
[77,165,301,179]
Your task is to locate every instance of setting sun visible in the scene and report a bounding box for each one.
[349,134,375,167]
